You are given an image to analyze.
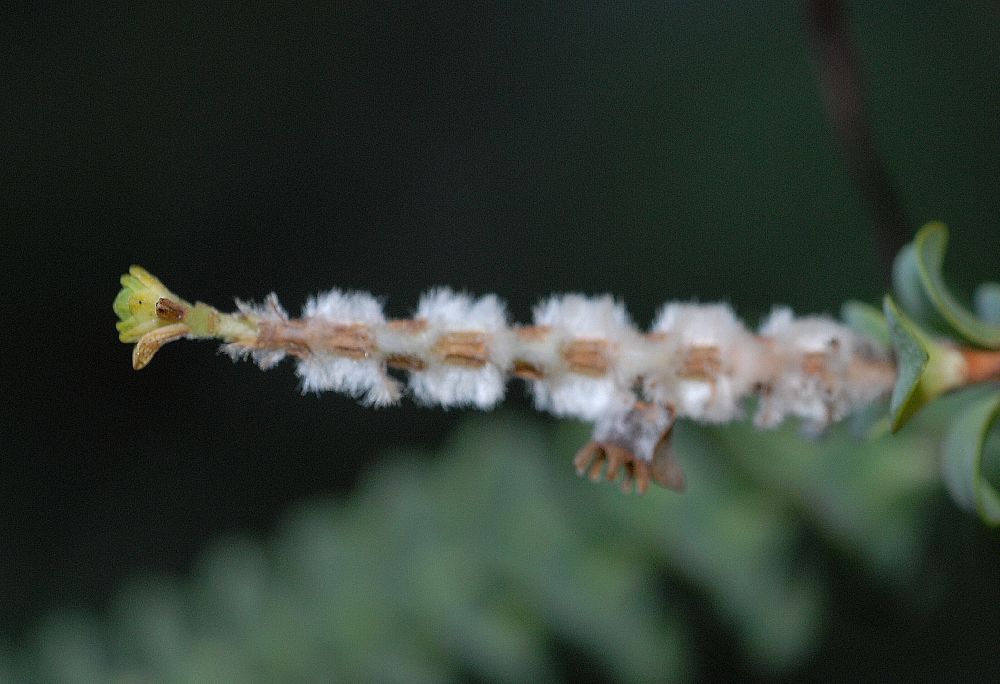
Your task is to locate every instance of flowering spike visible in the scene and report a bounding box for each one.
[114,266,189,343]
[113,267,907,494]
[113,267,259,369]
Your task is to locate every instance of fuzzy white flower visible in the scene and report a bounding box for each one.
[118,265,904,495]
[646,303,763,423]
[296,289,401,406]
[591,399,674,463]
[755,308,873,433]
[403,288,510,409]
[527,294,637,420]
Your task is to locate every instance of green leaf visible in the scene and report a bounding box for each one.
[883,296,929,432]
[974,282,1000,325]
[883,296,966,432]
[891,242,951,335]
[841,300,890,346]
[912,222,1000,348]
[941,392,1000,526]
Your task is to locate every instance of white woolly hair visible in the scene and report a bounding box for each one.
[758,306,794,338]
[215,288,893,426]
[303,288,386,324]
[235,292,289,321]
[224,293,290,370]
[409,365,507,409]
[533,293,631,338]
[591,399,674,463]
[406,287,509,408]
[533,376,631,421]
[647,302,761,423]
[294,290,399,406]
[759,308,848,352]
[416,287,507,330]
[651,302,744,346]
[755,308,864,432]
[527,294,637,421]
[297,355,401,407]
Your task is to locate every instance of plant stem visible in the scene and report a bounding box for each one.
[804,0,911,284]
[960,348,1000,384]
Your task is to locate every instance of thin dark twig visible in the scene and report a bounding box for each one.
[804,0,911,284]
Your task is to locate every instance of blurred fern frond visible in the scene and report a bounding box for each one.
[2,401,987,682]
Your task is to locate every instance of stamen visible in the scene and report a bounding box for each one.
[801,351,827,377]
[679,345,723,380]
[132,323,191,370]
[323,324,376,359]
[386,353,427,371]
[573,442,602,476]
[255,320,311,358]
[628,459,652,495]
[564,339,611,376]
[154,297,188,322]
[256,320,376,359]
[433,331,489,368]
[512,360,544,379]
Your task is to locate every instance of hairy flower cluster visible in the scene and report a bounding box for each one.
[227,288,893,432]
[115,266,897,494]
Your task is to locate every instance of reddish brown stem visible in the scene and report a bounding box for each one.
[961,348,1000,383]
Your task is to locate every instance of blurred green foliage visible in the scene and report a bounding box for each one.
[7,395,988,682]
[883,223,1000,523]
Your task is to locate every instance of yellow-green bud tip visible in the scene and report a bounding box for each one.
[113,265,190,343]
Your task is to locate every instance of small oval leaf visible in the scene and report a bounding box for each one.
[883,296,967,432]
[841,300,890,347]
[883,296,930,432]
[892,242,951,334]
[941,391,1000,526]
[974,282,1000,326]
[914,223,1000,348]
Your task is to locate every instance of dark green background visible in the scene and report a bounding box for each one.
[4,1,999,679]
